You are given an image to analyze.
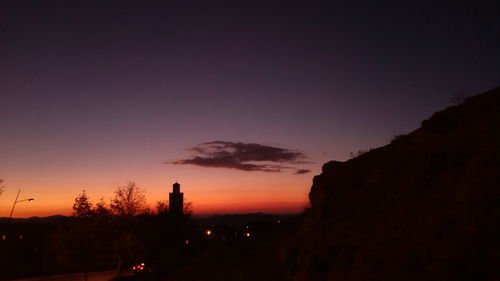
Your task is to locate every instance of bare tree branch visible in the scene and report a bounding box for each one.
[110,181,147,216]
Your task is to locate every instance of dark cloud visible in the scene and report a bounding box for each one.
[294,169,311,174]
[169,141,308,173]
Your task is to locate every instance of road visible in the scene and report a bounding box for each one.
[10,271,120,281]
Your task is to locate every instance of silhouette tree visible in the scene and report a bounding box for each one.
[157,200,192,216]
[183,201,193,215]
[349,149,370,159]
[50,194,88,277]
[110,181,147,216]
[109,182,147,274]
[51,191,116,277]
[69,190,97,281]
[94,197,112,216]
[72,189,93,218]
[156,200,169,214]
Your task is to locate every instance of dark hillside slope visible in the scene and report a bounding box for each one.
[286,87,500,281]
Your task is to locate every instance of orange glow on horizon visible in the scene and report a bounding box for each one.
[0,163,316,218]
[6,200,308,218]
[1,182,311,218]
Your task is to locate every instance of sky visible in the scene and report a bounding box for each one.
[1,0,499,217]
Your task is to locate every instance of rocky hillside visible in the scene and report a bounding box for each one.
[285,87,500,281]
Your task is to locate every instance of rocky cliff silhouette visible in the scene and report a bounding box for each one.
[286,87,500,281]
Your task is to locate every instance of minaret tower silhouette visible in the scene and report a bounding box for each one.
[169,182,184,214]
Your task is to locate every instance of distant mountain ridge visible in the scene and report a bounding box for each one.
[0,213,291,225]
[286,87,500,281]
[0,215,67,223]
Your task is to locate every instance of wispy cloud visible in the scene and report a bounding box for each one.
[294,169,311,174]
[169,141,309,173]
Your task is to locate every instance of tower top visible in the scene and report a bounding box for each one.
[173,182,180,193]
[169,181,183,214]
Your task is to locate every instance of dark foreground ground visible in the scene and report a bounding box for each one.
[11,271,117,281]
[1,213,299,281]
[134,214,300,281]
[165,224,295,281]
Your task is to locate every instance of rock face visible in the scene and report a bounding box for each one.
[286,88,500,281]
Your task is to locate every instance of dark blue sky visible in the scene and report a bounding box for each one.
[0,0,499,216]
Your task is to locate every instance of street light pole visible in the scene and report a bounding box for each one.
[8,189,34,219]
[8,189,21,219]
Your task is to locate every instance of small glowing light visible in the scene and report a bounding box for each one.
[245,232,251,237]
[19,234,23,240]
[2,234,6,240]
[206,230,212,235]
[185,240,189,244]
[132,263,144,271]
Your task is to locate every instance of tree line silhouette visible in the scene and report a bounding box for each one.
[49,181,195,280]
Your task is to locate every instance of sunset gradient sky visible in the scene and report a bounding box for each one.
[1,1,499,217]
